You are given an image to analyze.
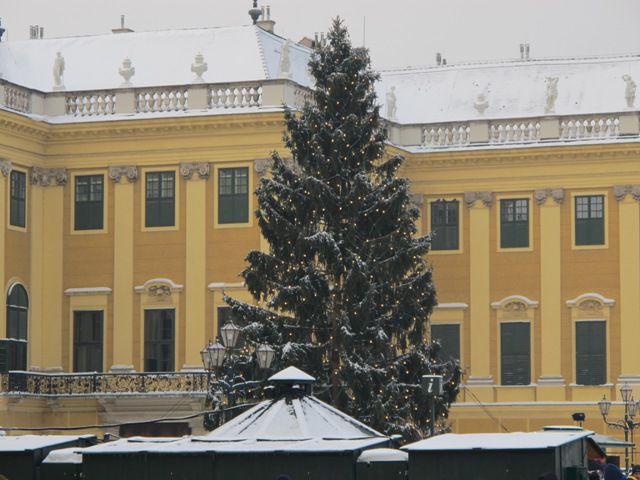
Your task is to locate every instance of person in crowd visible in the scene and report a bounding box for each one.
[627,464,640,480]
[604,463,626,480]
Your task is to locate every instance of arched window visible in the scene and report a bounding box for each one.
[7,284,28,340]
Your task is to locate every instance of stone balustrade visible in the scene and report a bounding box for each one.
[1,79,638,148]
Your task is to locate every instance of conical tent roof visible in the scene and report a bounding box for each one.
[202,367,384,441]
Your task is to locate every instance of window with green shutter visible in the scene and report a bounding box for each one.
[576,321,606,385]
[575,195,604,246]
[73,311,103,372]
[9,170,26,228]
[500,198,529,248]
[218,167,249,224]
[431,200,459,250]
[431,324,460,363]
[500,322,530,385]
[144,309,175,372]
[74,175,104,230]
[145,171,175,228]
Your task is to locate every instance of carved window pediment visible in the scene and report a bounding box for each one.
[135,278,183,302]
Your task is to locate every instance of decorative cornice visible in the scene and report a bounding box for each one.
[108,166,138,183]
[134,278,184,299]
[64,287,112,296]
[464,191,493,208]
[534,188,565,205]
[409,193,424,207]
[31,167,67,186]
[0,159,11,177]
[491,295,539,310]
[614,184,640,201]
[179,162,210,180]
[566,292,615,308]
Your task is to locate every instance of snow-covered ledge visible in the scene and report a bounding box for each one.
[64,287,112,296]
[208,282,244,291]
[566,292,615,307]
[434,302,468,310]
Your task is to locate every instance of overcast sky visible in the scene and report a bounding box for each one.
[3,0,639,70]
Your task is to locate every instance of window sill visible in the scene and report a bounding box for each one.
[497,246,534,253]
[571,244,608,250]
[71,228,108,235]
[142,225,179,232]
[7,224,27,233]
[214,221,252,230]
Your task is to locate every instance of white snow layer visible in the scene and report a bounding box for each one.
[268,366,315,383]
[357,448,408,463]
[0,434,93,452]
[403,431,593,451]
[0,25,312,93]
[42,447,83,464]
[377,55,640,124]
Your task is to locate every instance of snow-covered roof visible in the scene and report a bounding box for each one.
[82,436,387,455]
[0,25,312,92]
[202,395,384,441]
[357,448,408,463]
[403,431,593,452]
[268,366,315,383]
[0,434,94,452]
[377,55,640,124]
[42,447,83,464]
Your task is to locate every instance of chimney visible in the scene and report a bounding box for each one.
[0,18,5,42]
[436,52,442,66]
[520,42,530,60]
[525,43,530,60]
[112,15,134,33]
[29,25,43,39]
[520,43,524,60]
[256,4,275,33]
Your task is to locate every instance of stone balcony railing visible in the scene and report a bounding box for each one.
[388,112,640,149]
[0,78,312,119]
[0,370,208,396]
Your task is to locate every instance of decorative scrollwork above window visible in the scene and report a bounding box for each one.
[135,278,183,302]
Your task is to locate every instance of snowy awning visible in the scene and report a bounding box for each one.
[0,434,95,452]
[403,431,593,451]
[42,447,83,464]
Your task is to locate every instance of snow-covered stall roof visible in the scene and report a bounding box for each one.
[0,25,312,92]
[42,447,83,464]
[377,55,640,124]
[357,448,408,463]
[0,434,95,452]
[403,431,593,452]
[202,394,384,441]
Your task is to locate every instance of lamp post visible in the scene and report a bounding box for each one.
[598,383,640,471]
[201,320,276,429]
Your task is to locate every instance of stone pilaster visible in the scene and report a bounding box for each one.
[465,191,493,399]
[182,163,208,370]
[615,185,640,384]
[110,166,137,373]
[536,189,566,396]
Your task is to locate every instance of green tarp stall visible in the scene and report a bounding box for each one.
[81,367,391,480]
[403,431,593,480]
[356,448,408,480]
[0,434,95,480]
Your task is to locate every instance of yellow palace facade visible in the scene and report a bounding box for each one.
[1,19,640,437]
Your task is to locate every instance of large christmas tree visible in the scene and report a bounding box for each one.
[226,19,460,440]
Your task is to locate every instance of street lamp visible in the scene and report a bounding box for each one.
[598,383,640,471]
[201,321,276,430]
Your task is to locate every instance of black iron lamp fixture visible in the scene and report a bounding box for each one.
[598,383,640,471]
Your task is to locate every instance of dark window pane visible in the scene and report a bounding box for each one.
[9,171,26,228]
[73,311,103,372]
[431,324,460,363]
[7,284,28,342]
[218,168,249,224]
[501,322,530,385]
[146,172,175,227]
[575,195,605,246]
[75,175,104,230]
[144,309,175,372]
[501,199,529,248]
[576,321,606,385]
[431,200,459,250]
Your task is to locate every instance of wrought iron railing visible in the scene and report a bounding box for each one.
[2,371,208,396]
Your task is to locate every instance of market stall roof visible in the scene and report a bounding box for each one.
[403,431,593,452]
[42,447,83,464]
[0,435,95,452]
